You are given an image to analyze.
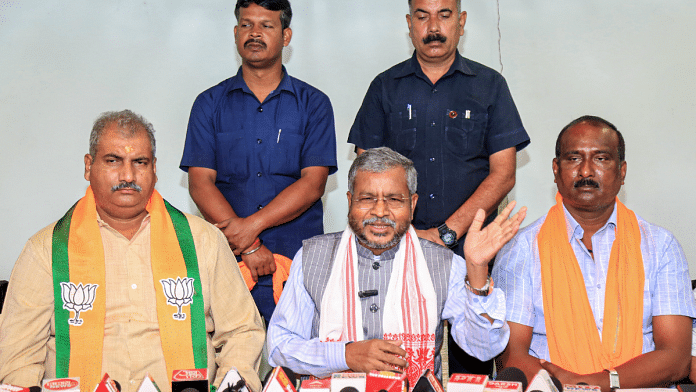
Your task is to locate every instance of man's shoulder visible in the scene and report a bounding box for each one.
[285,74,332,105]
[302,232,343,248]
[632,211,680,246]
[417,237,454,255]
[457,54,504,78]
[191,75,242,109]
[498,212,549,255]
[180,211,222,237]
[25,221,60,248]
[373,57,414,81]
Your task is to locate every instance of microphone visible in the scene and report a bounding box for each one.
[330,373,366,392]
[300,379,331,392]
[366,370,408,392]
[562,383,600,392]
[525,369,560,392]
[171,369,208,392]
[219,368,249,392]
[135,373,161,392]
[41,377,80,392]
[0,384,31,392]
[412,369,443,392]
[527,369,563,392]
[448,374,489,392]
[262,367,298,392]
[495,367,528,392]
[94,374,119,392]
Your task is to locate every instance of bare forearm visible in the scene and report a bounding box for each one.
[576,349,691,391]
[500,348,543,386]
[188,169,238,224]
[447,171,515,238]
[446,147,516,239]
[544,316,693,392]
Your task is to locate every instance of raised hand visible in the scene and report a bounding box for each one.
[464,201,526,267]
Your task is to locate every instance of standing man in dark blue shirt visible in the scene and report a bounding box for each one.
[347,0,529,374]
[180,0,337,324]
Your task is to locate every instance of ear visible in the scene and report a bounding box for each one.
[619,160,627,185]
[406,14,412,38]
[410,193,419,220]
[84,154,93,181]
[552,158,559,184]
[459,11,467,36]
[346,191,353,209]
[283,27,292,47]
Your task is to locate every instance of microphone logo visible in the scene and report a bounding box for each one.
[160,277,195,320]
[60,282,98,326]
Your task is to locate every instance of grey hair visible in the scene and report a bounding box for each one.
[408,0,461,13]
[89,110,156,158]
[348,147,418,195]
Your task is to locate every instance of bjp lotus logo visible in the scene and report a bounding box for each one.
[160,277,195,320]
[60,282,98,326]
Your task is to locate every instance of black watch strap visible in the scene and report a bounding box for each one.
[437,223,458,249]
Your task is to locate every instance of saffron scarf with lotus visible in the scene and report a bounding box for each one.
[51,186,206,392]
[538,193,644,374]
[319,225,437,390]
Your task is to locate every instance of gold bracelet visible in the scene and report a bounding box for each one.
[465,274,492,296]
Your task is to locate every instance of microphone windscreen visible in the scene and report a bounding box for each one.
[29,388,41,392]
[550,378,562,392]
[496,367,528,392]
[281,367,298,390]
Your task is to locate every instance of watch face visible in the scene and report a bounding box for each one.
[442,231,456,245]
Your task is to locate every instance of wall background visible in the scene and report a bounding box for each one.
[2,1,695,279]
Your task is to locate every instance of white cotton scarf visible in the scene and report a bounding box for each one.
[319,225,437,388]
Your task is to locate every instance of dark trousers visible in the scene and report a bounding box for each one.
[448,329,494,375]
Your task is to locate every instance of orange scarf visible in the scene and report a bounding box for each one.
[538,193,644,374]
[239,253,291,304]
[52,187,206,391]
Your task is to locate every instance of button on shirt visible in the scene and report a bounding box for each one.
[0,213,265,392]
[266,234,509,378]
[492,203,696,360]
[180,67,338,258]
[348,51,530,256]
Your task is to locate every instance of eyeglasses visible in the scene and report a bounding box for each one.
[352,195,409,210]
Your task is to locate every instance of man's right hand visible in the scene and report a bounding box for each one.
[216,216,262,254]
[241,245,276,281]
[345,339,408,373]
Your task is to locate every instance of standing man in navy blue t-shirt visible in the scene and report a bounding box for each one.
[180,0,337,324]
[347,0,529,374]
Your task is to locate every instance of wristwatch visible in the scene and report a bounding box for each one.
[437,223,458,249]
[605,369,620,391]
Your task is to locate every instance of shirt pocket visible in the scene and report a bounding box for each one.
[269,127,303,177]
[215,132,248,180]
[388,111,417,156]
[444,109,488,155]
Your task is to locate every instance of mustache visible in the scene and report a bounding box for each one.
[244,38,266,48]
[423,33,447,44]
[574,178,599,188]
[111,181,142,192]
[362,217,396,228]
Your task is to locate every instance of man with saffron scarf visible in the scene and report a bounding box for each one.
[493,116,696,391]
[0,110,265,392]
[267,147,527,387]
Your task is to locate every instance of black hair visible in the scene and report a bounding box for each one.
[556,115,625,162]
[235,0,292,30]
